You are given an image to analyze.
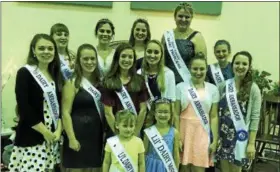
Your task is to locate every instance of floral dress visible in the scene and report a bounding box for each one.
[216,91,250,168]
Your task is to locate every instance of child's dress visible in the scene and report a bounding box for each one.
[105,136,145,172]
[145,127,175,172]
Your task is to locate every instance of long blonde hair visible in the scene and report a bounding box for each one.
[141,39,165,93]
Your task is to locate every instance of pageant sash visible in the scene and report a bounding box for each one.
[144,126,177,172]
[226,78,249,161]
[116,86,137,115]
[81,77,103,122]
[164,30,191,84]
[187,86,211,145]
[59,54,73,80]
[145,75,156,110]
[25,65,59,129]
[107,136,136,172]
[210,63,225,85]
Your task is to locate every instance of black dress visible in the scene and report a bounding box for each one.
[164,31,198,84]
[63,88,104,168]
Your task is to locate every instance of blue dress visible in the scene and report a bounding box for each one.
[206,62,234,85]
[145,127,175,172]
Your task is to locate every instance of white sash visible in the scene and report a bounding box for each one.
[25,65,59,129]
[59,54,72,80]
[164,30,191,84]
[107,136,136,172]
[145,75,156,110]
[116,86,137,115]
[226,79,249,161]
[187,86,211,145]
[210,63,225,85]
[81,77,103,123]
[144,126,177,172]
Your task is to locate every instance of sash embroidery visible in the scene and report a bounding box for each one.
[59,54,72,80]
[107,136,136,172]
[116,86,137,115]
[210,63,225,85]
[25,65,60,129]
[144,126,177,172]
[164,30,191,84]
[186,86,211,145]
[226,79,249,161]
[81,77,104,123]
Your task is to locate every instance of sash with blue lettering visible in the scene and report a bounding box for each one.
[81,77,104,123]
[25,65,60,129]
[144,126,178,172]
[59,54,73,80]
[116,86,137,115]
[164,30,191,85]
[226,78,249,162]
[107,136,136,172]
[210,63,225,86]
[186,86,211,145]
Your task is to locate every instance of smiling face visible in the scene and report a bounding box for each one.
[214,44,230,63]
[118,48,134,71]
[52,31,69,50]
[133,22,147,42]
[97,23,113,44]
[155,103,171,125]
[116,119,135,139]
[80,48,97,75]
[145,42,162,66]
[233,54,250,79]
[33,38,55,65]
[190,59,207,84]
[175,8,193,31]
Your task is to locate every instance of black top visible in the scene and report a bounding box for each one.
[136,58,144,71]
[14,67,62,147]
[63,88,104,168]
[164,31,198,84]
[147,75,161,99]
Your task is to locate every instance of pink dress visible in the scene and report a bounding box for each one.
[180,87,213,168]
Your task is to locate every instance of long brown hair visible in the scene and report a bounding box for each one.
[74,44,101,88]
[232,51,253,102]
[26,33,64,91]
[103,43,144,92]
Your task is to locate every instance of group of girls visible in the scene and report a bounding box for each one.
[8,2,261,172]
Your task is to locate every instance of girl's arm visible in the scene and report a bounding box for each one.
[138,152,145,172]
[210,103,219,145]
[104,105,116,133]
[54,119,62,141]
[174,100,181,130]
[61,81,77,141]
[102,151,111,172]
[173,129,180,169]
[192,32,207,57]
[143,134,149,154]
[135,102,147,135]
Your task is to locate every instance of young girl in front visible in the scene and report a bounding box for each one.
[102,110,145,172]
[144,98,180,172]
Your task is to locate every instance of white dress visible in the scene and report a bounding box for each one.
[9,81,60,172]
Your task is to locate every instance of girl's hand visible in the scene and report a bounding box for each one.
[43,130,56,144]
[53,129,62,142]
[246,143,256,160]
[69,139,81,152]
[209,142,218,156]
[179,140,183,152]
